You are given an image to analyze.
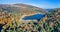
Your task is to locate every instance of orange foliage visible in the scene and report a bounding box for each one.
[24,25,29,29]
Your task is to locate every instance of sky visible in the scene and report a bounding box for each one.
[0,0,60,9]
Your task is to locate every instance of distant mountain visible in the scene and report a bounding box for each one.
[45,8,60,12]
[0,4,59,15]
[45,9,55,12]
[0,4,46,15]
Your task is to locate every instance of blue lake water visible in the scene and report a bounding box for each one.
[22,14,46,21]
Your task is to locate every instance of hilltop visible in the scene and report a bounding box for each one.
[0,4,46,16]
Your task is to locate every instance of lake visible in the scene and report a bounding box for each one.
[22,14,46,21]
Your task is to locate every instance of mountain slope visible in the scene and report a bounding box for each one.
[0,4,46,15]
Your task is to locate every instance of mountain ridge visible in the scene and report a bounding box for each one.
[0,4,46,15]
